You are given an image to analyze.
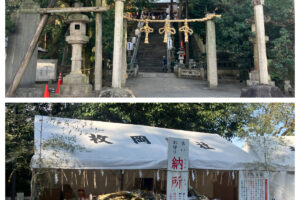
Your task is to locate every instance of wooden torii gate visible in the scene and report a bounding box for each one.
[6,0,109,96]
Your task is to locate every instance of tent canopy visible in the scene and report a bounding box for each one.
[243,136,295,171]
[31,116,258,170]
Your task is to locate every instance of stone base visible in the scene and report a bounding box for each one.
[59,73,93,96]
[241,85,284,97]
[246,80,275,87]
[99,87,135,97]
[60,84,93,97]
[246,70,275,86]
[63,73,89,84]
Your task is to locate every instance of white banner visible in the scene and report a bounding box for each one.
[167,137,189,200]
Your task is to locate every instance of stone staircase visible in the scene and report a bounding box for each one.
[137,23,167,72]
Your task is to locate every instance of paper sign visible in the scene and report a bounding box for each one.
[167,38,172,50]
[167,137,189,200]
[239,171,269,200]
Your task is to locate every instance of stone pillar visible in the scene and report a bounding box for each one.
[206,14,218,88]
[95,0,103,91]
[250,24,259,70]
[112,0,125,88]
[5,0,40,90]
[121,19,127,86]
[252,0,268,85]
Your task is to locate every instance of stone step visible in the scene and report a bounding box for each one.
[138,72,176,78]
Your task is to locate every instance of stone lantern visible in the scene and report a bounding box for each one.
[60,2,93,96]
[177,50,185,64]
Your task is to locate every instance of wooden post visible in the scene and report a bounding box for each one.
[37,6,109,14]
[178,0,183,45]
[112,0,125,88]
[170,0,173,19]
[95,0,103,91]
[6,0,57,97]
[185,0,189,67]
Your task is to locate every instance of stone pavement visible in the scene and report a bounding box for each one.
[126,72,242,97]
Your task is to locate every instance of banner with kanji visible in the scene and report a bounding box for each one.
[167,137,189,200]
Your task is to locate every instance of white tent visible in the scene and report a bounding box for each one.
[31,115,258,170]
[243,136,295,200]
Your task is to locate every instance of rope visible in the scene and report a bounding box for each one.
[123,13,221,23]
[140,19,154,44]
[126,14,221,44]
[159,19,176,43]
[179,18,193,42]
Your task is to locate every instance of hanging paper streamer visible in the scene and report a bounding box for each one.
[78,169,81,175]
[192,170,195,181]
[232,171,235,180]
[101,170,104,176]
[55,171,58,184]
[140,19,154,44]
[139,170,143,178]
[159,19,176,43]
[206,170,209,176]
[157,170,160,181]
[94,171,97,189]
[217,170,220,176]
[179,19,194,42]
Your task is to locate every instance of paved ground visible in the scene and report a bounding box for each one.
[126,72,243,98]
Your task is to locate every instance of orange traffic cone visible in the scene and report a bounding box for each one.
[56,72,62,94]
[44,84,50,98]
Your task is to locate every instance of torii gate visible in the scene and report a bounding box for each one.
[6,0,109,96]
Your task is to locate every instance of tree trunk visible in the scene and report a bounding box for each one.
[185,0,189,67]
[6,0,58,97]
[10,169,16,200]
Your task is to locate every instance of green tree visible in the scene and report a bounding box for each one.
[238,103,295,137]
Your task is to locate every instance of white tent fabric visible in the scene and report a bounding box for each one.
[243,136,295,200]
[31,116,258,170]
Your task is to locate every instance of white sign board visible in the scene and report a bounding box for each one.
[36,59,57,82]
[167,38,172,50]
[127,42,134,51]
[167,137,189,200]
[239,171,269,200]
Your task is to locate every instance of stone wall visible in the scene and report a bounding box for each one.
[5,0,40,90]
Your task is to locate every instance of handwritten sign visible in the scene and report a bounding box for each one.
[167,137,189,200]
[239,171,269,200]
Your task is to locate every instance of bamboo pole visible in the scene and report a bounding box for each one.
[37,6,109,14]
[6,0,57,97]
